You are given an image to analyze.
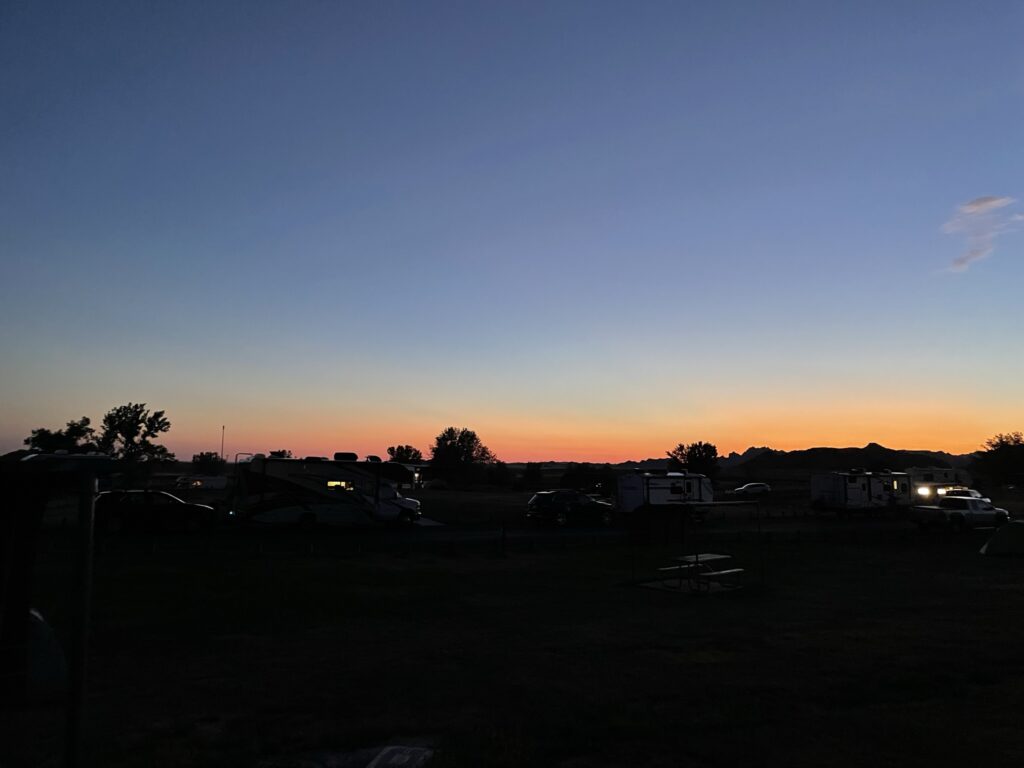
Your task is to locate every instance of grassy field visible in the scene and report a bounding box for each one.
[7,523,1024,767]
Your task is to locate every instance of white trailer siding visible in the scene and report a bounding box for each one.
[907,466,973,487]
[811,471,911,509]
[869,473,912,507]
[617,471,713,514]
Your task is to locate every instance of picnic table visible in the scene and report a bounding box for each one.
[658,552,745,592]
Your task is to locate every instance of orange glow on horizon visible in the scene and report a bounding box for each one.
[162,396,1013,464]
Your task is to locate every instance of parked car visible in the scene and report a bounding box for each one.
[913,496,1010,532]
[526,490,615,527]
[95,490,217,533]
[729,483,772,496]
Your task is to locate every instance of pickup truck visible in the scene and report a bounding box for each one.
[913,496,1010,532]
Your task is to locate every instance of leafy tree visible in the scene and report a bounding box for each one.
[430,427,496,467]
[974,432,1024,486]
[387,444,424,463]
[268,449,293,458]
[24,416,97,453]
[430,427,496,483]
[666,441,720,479]
[192,451,227,474]
[97,403,174,461]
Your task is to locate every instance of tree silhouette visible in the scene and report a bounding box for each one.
[974,432,1024,486]
[192,451,227,474]
[667,441,719,479]
[24,416,97,453]
[430,427,496,466]
[24,406,173,460]
[97,403,174,461]
[387,444,424,463]
[430,427,496,483]
[268,449,293,458]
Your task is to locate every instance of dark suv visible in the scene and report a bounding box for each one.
[95,490,217,533]
[526,490,615,527]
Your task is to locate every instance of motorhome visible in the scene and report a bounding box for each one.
[232,454,420,526]
[810,470,912,510]
[617,470,714,515]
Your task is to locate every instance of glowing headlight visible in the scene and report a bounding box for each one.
[917,487,931,497]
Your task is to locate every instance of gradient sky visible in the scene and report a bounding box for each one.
[2,1,1023,462]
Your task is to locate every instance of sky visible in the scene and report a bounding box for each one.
[2,0,1023,462]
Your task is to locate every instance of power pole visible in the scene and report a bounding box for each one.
[221,425,225,460]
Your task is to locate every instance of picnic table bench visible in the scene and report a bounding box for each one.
[657,553,745,592]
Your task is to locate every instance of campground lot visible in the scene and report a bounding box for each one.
[9,513,1024,768]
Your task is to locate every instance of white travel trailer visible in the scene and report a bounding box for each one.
[810,470,912,510]
[617,470,714,515]
[906,466,974,500]
[233,455,420,526]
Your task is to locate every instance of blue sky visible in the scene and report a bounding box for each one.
[2,1,1022,460]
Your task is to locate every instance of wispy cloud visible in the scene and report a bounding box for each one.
[942,196,1017,272]
[956,196,1014,216]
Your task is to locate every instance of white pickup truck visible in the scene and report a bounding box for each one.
[913,496,1009,532]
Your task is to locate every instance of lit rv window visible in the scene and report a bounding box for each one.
[892,480,898,490]
[327,480,353,490]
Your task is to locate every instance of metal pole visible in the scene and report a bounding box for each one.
[65,471,97,768]
[221,426,225,460]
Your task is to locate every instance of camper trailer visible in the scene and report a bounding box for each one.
[810,470,912,511]
[232,455,420,526]
[617,470,714,515]
[906,466,974,500]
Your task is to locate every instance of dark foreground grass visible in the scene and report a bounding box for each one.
[7,530,1024,767]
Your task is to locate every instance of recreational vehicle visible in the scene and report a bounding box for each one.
[810,470,912,511]
[232,455,420,526]
[906,466,974,500]
[617,470,714,515]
